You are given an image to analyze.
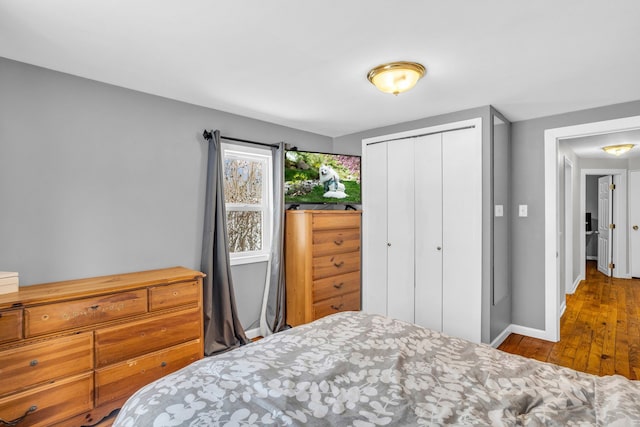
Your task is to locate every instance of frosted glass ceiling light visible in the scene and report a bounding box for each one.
[602,144,635,156]
[367,61,426,95]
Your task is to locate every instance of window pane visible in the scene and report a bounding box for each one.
[227,210,262,253]
[224,157,263,204]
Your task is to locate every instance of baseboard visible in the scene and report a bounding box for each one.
[490,326,512,348]
[567,275,582,294]
[560,301,567,317]
[586,255,597,260]
[244,327,261,340]
[508,324,551,341]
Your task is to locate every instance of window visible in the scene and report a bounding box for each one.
[222,143,272,265]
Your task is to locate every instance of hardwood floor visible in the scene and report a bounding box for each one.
[498,261,640,380]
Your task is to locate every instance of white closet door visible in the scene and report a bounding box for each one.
[387,139,415,323]
[414,134,443,331]
[362,142,388,315]
[441,127,482,343]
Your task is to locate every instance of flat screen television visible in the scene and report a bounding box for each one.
[285,150,361,205]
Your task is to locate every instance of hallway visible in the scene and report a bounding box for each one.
[499,261,640,380]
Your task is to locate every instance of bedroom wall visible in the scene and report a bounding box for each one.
[630,157,640,170]
[511,100,640,330]
[0,57,332,332]
[333,105,508,344]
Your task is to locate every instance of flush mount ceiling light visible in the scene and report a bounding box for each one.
[602,144,635,156]
[367,61,426,95]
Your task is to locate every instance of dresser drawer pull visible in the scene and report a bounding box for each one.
[29,359,38,367]
[333,239,344,246]
[89,305,100,310]
[0,405,37,426]
[333,261,344,268]
[333,282,344,289]
[161,361,167,367]
[330,304,344,311]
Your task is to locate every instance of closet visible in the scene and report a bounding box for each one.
[362,119,482,343]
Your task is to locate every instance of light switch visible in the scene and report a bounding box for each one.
[495,205,504,217]
[519,204,528,217]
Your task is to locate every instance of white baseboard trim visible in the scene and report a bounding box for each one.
[245,327,261,340]
[586,255,597,260]
[560,301,567,317]
[567,276,582,294]
[509,324,550,341]
[490,326,512,348]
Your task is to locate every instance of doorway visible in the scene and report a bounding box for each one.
[544,115,640,342]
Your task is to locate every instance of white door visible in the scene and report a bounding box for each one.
[362,142,388,315]
[597,176,613,276]
[441,127,482,343]
[630,170,640,278]
[414,134,443,331]
[386,139,415,323]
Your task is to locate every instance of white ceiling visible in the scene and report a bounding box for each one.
[1,1,640,137]
[563,129,640,159]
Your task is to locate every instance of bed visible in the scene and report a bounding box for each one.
[114,311,640,426]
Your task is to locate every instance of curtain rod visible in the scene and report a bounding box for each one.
[202,130,281,148]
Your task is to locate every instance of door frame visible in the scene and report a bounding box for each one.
[544,115,640,342]
[581,170,627,279]
[563,156,573,311]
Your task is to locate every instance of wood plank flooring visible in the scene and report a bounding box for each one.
[498,261,640,380]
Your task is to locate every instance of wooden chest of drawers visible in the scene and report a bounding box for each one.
[285,210,362,326]
[0,267,204,427]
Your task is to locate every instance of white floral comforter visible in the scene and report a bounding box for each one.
[114,312,640,426]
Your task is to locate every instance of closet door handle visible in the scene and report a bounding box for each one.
[633,225,639,230]
[437,246,442,251]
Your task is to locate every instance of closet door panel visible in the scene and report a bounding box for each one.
[414,134,443,331]
[387,139,415,323]
[362,142,388,316]
[442,127,482,343]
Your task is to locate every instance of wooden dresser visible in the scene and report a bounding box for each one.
[285,210,361,326]
[0,267,204,427]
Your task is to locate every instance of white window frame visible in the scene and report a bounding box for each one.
[222,143,273,266]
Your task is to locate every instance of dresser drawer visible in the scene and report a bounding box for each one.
[149,280,199,311]
[0,308,22,344]
[25,289,148,337]
[313,291,360,320]
[95,308,201,367]
[312,271,361,302]
[312,213,360,231]
[95,339,201,407]
[0,332,93,397]
[0,372,93,427]
[313,251,361,280]
[313,229,361,257]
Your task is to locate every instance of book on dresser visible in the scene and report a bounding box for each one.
[285,210,362,326]
[0,267,204,427]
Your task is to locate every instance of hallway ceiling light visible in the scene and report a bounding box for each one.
[602,144,635,156]
[367,62,426,95]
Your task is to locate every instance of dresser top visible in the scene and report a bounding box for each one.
[0,267,204,309]
[286,210,361,215]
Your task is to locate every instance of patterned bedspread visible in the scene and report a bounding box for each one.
[114,312,640,426]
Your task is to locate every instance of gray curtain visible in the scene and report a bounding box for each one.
[259,142,287,336]
[201,129,249,355]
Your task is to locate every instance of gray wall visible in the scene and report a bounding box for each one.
[0,57,332,331]
[630,157,640,170]
[334,105,510,344]
[511,100,640,330]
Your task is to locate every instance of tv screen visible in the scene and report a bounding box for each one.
[285,150,361,204]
